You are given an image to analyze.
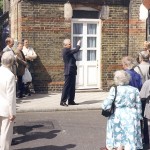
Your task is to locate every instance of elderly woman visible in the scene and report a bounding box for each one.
[102,70,143,150]
[122,56,142,91]
[0,51,16,150]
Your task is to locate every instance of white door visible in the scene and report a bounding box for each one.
[72,19,101,89]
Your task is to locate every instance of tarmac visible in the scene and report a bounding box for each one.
[16,91,109,113]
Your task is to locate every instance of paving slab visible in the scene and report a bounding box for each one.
[16,92,109,113]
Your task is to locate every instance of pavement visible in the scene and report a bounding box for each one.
[16,91,109,113]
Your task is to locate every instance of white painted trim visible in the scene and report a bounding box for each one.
[71,19,102,90]
[72,19,100,22]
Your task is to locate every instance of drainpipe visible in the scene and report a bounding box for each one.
[127,6,129,55]
[33,2,35,48]
[17,0,22,40]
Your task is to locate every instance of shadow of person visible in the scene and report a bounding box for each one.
[13,129,61,145]
[15,144,76,150]
[32,56,52,94]
[13,124,44,135]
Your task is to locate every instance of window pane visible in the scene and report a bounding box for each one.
[73,37,82,48]
[87,50,96,61]
[87,24,97,34]
[74,50,82,61]
[87,37,96,48]
[73,23,83,34]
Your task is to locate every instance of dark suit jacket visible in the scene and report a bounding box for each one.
[15,50,27,76]
[62,45,80,75]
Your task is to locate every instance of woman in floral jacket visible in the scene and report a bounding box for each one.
[102,70,143,150]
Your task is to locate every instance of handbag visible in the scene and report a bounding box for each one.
[101,86,117,117]
[22,68,32,83]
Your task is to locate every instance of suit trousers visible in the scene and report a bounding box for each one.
[61,75,76,103]
[17,76,24,97]
[0,116,14,150]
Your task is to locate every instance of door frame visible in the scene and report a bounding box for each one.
[71,19,102,90]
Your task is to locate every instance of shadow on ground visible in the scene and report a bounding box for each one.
[13,122,61,145]
[15,144,76,150]
[13,129,61,145]
[13,125,75,150]
[16,93,59,105]
[79,100,102,105]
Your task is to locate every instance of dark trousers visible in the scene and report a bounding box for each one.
[61,75,76,103]
[17,76,24,97]
[141,99,149,144]
[24,82,31,95]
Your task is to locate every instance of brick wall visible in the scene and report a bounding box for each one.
[101,0,147,90]
[21,2,70,93]
[9,0,147,92]
[101,6,129,90]
[128,0,146,57]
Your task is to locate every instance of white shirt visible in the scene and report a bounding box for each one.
[22,46,37,61]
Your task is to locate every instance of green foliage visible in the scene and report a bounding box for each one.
[0,0,3,10]
[0,0,2,13]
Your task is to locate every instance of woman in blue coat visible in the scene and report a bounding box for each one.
[102,70,143,150]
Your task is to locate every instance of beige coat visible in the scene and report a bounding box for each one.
[15,49,27,76]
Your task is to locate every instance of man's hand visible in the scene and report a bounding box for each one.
[9,115,16,122]
[77,40,81,46]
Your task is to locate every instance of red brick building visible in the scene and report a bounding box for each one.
[2,0,150,93]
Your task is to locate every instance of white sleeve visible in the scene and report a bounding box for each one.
[7,75,16,116]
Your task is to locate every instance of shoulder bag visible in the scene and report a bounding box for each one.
[101,86,117,117]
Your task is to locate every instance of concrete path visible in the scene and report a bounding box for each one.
[16,92,109,113]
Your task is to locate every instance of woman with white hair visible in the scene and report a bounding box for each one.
[0,51,16,150]
[102,70,143,150]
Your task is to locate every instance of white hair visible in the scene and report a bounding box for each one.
[114,70,130,86]
[1,51,15,68]
[139,51,149,62]
[63,39,70,46]
[122,56,135,69]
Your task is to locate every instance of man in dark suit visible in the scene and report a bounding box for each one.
[60,39,81,106]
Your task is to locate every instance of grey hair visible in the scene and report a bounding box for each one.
[122,56,135,69]
[114,70,130,86]
[139,51,149,62]
[63,39,70,46]
[1,51,15,68]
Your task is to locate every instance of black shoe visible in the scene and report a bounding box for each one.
[11,139,19,145]
[68,102,79,105]
[27,93,31,96]
[60,102,68,106]
[17,95,23,98]
[17,94,26,98]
